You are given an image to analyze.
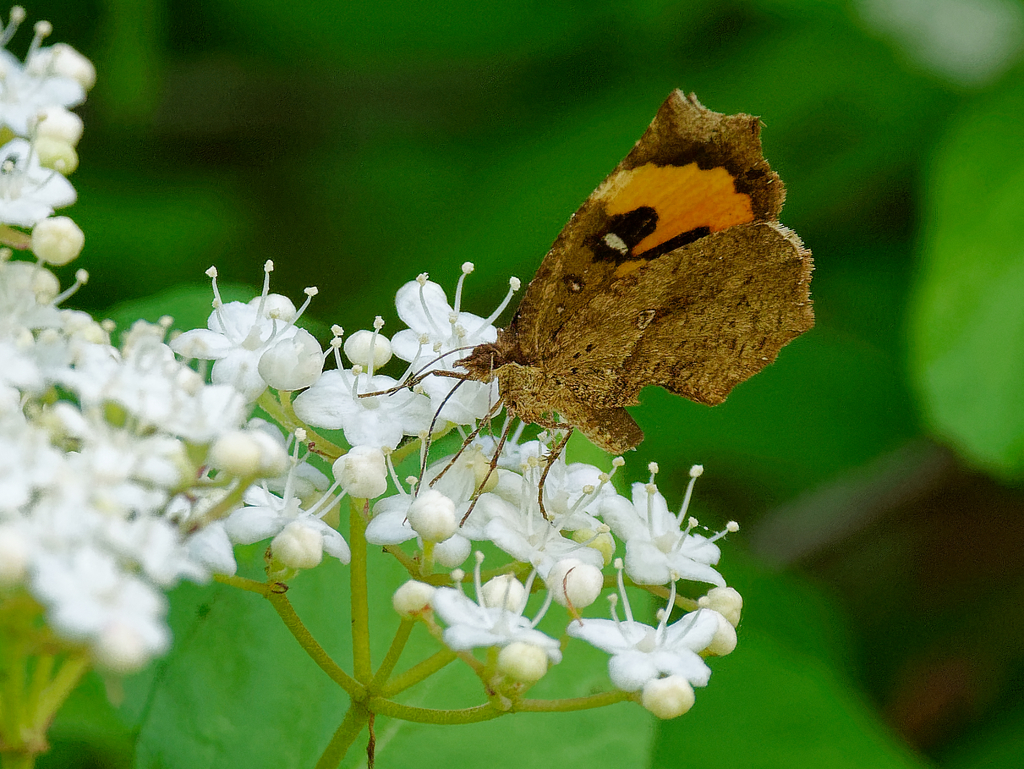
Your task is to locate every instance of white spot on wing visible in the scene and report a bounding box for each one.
[603,233,629,254]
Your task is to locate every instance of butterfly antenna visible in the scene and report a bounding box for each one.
[459,415,515,527]
[357,345,479,399]
[417,377,468,481]
[537,427,573,522]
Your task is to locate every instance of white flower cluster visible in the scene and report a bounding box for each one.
[168,260,742,717]
[0,258,250,672]
[0,7,91,265]
[0,15,742,715]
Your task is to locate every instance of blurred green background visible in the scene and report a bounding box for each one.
[29,0,1024,766]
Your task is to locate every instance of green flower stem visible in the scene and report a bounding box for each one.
[367,698,503,725]
[22,654,53,743]
[369,620,413,692]
[514,690,633,713]
[0,638,29,762]
[314,703,370,769]
[0,225,31,251]
[379,649,457,698]
[381,545,421,578]
[214,575,361,696]
[265,589,362,697]
[349,499,373,684]
[420,541,435,576]
[645,584,700,612]
[31,653,89,730]
[213,574,270,594]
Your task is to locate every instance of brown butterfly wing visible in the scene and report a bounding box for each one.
[501,90,812,449]
[510,90,789,364]
[547,221,812,409]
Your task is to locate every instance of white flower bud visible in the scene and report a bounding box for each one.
[698,586,743,627]
[407,489,456,543]
[253,430,290,477]
[28,264,60,303]
[33,137,78,174]
[497,641,549,684]
[93,622,153,675]
[209,429,288,477]
[49,43,97,90]
[207,433,260,476]
[434,534,471,568]
[258,328,324,391]
[703,611,737,657]
[546,558,603,609]
[36,106,84,146]
[0,527,29,586]
[333,446,387,499]
[642,675,696,719]
[393,580,435,617]
[271,521,324,570]
[343,329,393,369]
[480,574,526,611]
[249,293,296,321]
[31,217,84,266]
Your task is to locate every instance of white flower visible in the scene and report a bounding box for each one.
[171,266,317,402]
[292,368,432,450]
[478,443,608,577]
[209,427,290,478]
[332,446,388,499]
[430,556,561,663]
[698,586,743,627]
[599,471,728,587]
[344,323,392,370]
[257,327,323,391]
[58,336,247,443]
[35,105,84,146]
[223,469,349,565]
[406,488,457,543]
[546,558,603,609]
[393,580,435,617]
[0,139,76,227]
[567,568,720,693]
[0,26,87,136]
[366,445,514,566]
[30,547,171,673]
[183,519,237,577]
[642,676,696,719]
[31,216,84,266]
[391,270,511,424]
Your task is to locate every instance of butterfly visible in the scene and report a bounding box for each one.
[456,90,813,454]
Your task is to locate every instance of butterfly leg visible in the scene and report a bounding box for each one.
[537,427,574,521]
[458,415,515,526]
[428,394,502,486]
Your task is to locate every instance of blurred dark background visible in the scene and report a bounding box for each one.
[30,0,1024,766]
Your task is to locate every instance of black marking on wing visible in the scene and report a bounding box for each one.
[590,206,712,265]
[589,207,658,263]
[638,225,711,260]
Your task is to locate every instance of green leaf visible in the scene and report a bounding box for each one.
[908,78,1024,478]
[132,554,358,768]
[651,554,928,769]
[943,701,1024,769]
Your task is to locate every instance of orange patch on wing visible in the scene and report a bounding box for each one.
[599,162,753,256]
